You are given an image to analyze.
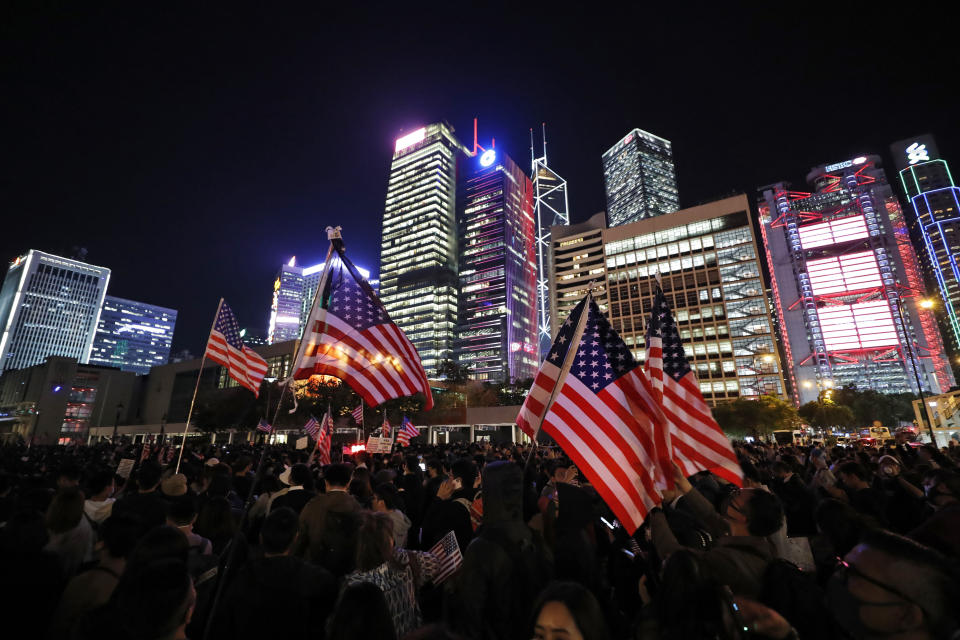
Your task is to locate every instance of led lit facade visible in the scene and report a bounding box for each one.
[551,195,786,403]
[601,128,679,227]
[759,156,955,405]
[380,123,470,376]
[267,257,373,344]
[892,135,960,359]
[89,296,177,374]
[456,149,538,382]
[0,250,110,372]
[531,128,570,358]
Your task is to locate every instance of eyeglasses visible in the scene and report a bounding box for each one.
[834,560,927,615]
[721,487,748,520]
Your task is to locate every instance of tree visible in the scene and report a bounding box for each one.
[436,359,469,385]
[711,395,800,438]
[798,401,856,431]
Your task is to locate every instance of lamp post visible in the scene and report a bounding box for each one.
[112,403,124,444]
[895,295,938,446]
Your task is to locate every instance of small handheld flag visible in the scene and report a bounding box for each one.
[206,302,268,397]
[351,403,363,424]
[381,414,391,439]
[396,416,419,447]
[302,415,320,439]
[256,419,272,434]
[318,409,333,465]
[428,530,463,584]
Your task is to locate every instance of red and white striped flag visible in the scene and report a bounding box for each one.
[302,415,320,439]
[428,530,463,584]
[516,295,667,533]
[381,415,391,439]
[291,241,434,410]
[396,416,419,447]
[205,301,268,397]
[351,403,363,424]
[317,410,333,465]
[645,286,743,487]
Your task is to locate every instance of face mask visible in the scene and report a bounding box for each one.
[826,572,909,639]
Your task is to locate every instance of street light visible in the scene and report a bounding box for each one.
[894,293,938,446]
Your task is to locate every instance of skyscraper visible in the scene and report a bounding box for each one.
[89,296,177,374]
[531,126,570,358]
[759,155,955,404]
[267,257,373,345]
[602,128,679,227]
[456,147,538,382]
[0,250,110,372]
[380,123,469,376]
[891,135,960,360]
[551,196,787,404]
[267,258,304,344]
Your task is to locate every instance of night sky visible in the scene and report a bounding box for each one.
[3,4,956,354]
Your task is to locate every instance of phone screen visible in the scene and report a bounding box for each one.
[419,463,426,472]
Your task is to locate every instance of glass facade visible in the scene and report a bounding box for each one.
[89,296,177,375]
[898,156,960,359]
[551,197,786,405]
[0,250,110,372]
[380,123,468,376]
[456,150,539,382]
[759,157,955,404]
[602,129,679,227]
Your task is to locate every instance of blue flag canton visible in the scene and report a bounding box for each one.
[215,303,244,349]
[646,289,691,381]
[547,298,636,393]
[326,261,386,331]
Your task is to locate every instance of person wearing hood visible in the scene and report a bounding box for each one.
[210,507,336,640]
[445,460,553,640]
[83,470,116,527]
[374,483,412,549]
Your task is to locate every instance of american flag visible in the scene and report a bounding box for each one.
[351,403,363,424]
[317,410,333,465]
[205,301,268,397]
[428,530,463,584]
[302,415,320,439]
[517,295,667,533]
[140,443,152,462]
[292,247,434,410]
[381,415,391,439]
[396,416,419,447]
[645,286,743,487]
[256,419,272,433]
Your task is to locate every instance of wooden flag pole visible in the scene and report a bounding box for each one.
[523,292,593,472]
[175,298,223,474]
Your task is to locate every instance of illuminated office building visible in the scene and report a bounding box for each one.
[89,296,177,374]
[759,156,955,405]
[267,257,374,344]
[531,127,570,358]
[602,128,679,227]
[891,135,960,359]
[380,123,470,376]
[551,195,786,404]
[0,250,110,372]
[456,148,538,382]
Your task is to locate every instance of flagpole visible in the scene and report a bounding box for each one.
[523,292,594,471]
[175,298,223,474]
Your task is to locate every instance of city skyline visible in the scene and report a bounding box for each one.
[2,5,956,357]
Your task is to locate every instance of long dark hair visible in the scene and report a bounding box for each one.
[530,581,608,640]
[355,511,394,572]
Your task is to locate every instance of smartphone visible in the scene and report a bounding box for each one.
[718,585,749,639]
[419,462,426,472]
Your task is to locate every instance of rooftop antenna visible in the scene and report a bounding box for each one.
[530,128,536,166]
[542,122,548,164]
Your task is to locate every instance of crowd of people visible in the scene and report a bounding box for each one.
[1,433,959,639]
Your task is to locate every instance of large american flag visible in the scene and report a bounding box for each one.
[645,286,743,486]
[396,416,419,447]
[517,295,666,533]
[206,301,268,397]
[317,410,333,465]
[292,250,434,410]
[428,530,463,584]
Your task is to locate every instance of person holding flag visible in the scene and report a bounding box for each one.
[516,293,669,533]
